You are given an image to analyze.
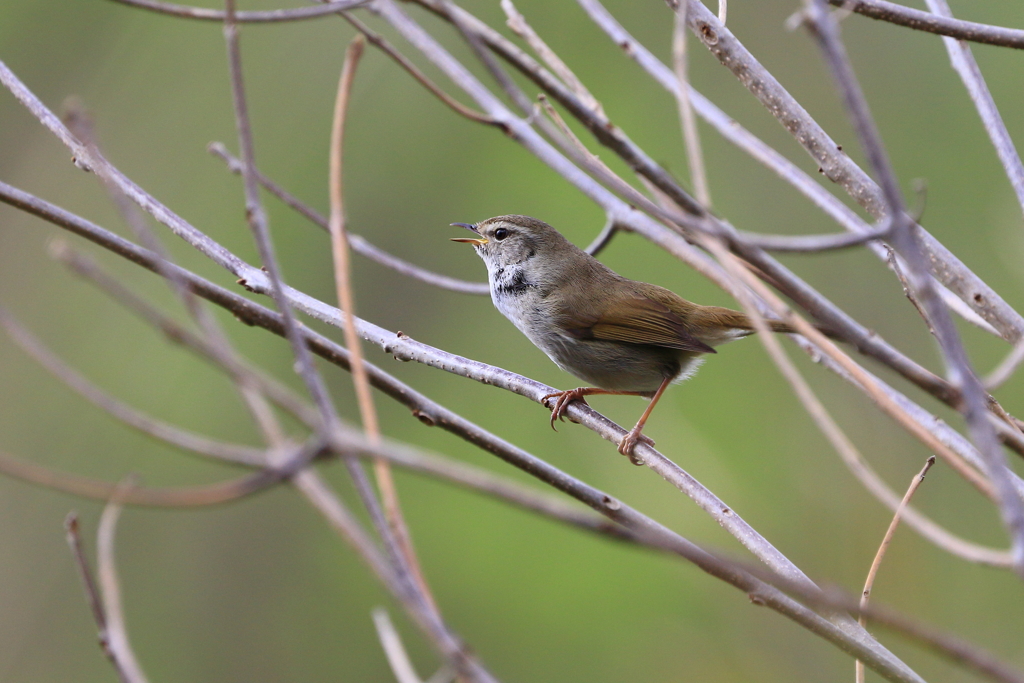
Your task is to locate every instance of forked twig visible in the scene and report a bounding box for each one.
[65,513,128,680]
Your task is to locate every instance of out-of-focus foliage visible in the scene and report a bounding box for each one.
[0,1,1022,681]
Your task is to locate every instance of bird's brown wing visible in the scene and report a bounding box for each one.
[560,295,717,354]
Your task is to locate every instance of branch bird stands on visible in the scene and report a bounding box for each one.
[452,215,830,459]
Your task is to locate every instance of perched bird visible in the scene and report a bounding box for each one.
[452,215,813,458]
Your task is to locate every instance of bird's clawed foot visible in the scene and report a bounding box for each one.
[618,427,655,464]
[541,388,591,430]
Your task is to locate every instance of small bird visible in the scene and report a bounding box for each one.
[452,215,813,459]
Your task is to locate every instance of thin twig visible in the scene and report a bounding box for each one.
[220,8,474,671]
[207,142,489,295]
[96,482,151,683]
[735,221,891,252]
[53,243,319,428]
[292,471,499,683]
[582,214,619,256]
[499,0,603,117]
[672,2,710,207]
[986,340,1024,391]
[341,12,499,127]
[1,440,324,506]
[107,0,369,22]
[328,34,438,615]
[856,457,937,683]
[372,608,425,683]
[221,0,335,429]
[923,0,1024,219]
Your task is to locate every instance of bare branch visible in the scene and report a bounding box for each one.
[801,0,1024,576]
[221,0,336,428]
[107,0,370,23]
[830,0,1024,50]
[576,0,1024,342]
[63,101,288,447]
[704,241,1011,567]
[582,214,619,256]
[292,470,499,683]
[1,440,323,507]
[220,9,478,674]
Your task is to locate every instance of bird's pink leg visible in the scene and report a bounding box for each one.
[618,376,672,459]
[541,387,646,430]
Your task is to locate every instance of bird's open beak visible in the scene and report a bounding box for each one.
[449,222,488,246]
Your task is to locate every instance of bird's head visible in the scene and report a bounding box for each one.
[450,215,571,272]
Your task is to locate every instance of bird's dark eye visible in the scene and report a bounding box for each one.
[493,228,510,241]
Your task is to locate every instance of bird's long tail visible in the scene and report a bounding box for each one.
[694,306,841,341]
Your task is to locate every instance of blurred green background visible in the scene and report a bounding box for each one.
[1,0,1023,680]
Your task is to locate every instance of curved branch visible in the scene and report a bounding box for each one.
[107,0,370,23]
[0,307,267,467]
[0,440,322,507]
[831,0,1024,50]
[736,220,891,252]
